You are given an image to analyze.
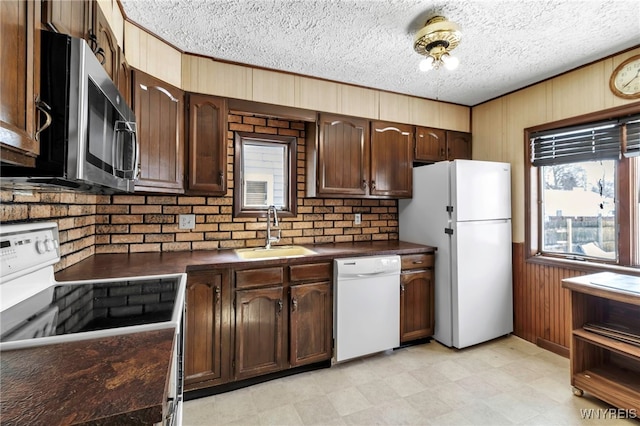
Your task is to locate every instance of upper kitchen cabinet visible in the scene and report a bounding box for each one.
[307,113,369,198]
[41,0,92,40]
[133,69,185,193]
[414,127,446,162]
[186,94,227,195]
[91,2,118,82]
[370,121,413,198]
[117,47,132,108]
[446,131,472,160]
[414,127,472,163]
[1,0,43,167]
[307,114,412,198]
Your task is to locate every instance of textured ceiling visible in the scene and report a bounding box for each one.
[120,0,640,106]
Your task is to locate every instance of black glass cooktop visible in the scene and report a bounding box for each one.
[1,276,181,343]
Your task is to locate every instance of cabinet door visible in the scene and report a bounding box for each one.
[184,270,230,390]
[133,69,185,193]
[0,0,41,167]
[400,269,434,343]
[117,48,132,108]
[316,113,369,196]
[187,94,227,195]
[235,287,285,380]
[446,131,472,160]
[290,281,332,366]
[42,0,92,40]
[91,4,118,82]
[415,127,446,162]
[370,121,413,198]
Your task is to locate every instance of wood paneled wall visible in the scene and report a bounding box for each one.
[512,243,586,357]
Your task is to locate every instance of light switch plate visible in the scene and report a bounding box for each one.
[179,214,196,229]
[354,213,361,225]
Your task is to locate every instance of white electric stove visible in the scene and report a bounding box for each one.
[0,222,186,425]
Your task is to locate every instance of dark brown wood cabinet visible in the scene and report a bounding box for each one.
[446,131,472,160]
[42,0,92,40]
[133,69,185,193]
[91,2,118,82]
[184,269,231,391]
[187,94,227,195]
[1,0,42,167]
[415,127,446,162]
[370,121,413,198]
[234,286,285,380]
[117,48,132,108]
[289,262,332,366]
[415,126,471,163]
[307,113,369,197]
[307,114,412,198]
[400,253,435,343]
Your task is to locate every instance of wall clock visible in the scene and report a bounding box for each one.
[609,54,640,99]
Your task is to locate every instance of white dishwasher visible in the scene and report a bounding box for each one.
[334,255,401,362]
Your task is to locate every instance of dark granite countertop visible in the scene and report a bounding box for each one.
[56,240,436,281]
[0,329,175,425]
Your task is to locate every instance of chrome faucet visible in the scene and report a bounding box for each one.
[265,205,280,249]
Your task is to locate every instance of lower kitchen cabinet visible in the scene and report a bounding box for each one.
[234,286,285,380]
[184,269,231,391]
[400,254,435,343]
[290,281,332,366]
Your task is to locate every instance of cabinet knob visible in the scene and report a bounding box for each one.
[362,179,368,190]
[214,285,220,303]
[371,180,376,190]
[277,299,283,313]
[291,298,298,312]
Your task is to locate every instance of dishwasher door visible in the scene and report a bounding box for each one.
[334,255,401,362]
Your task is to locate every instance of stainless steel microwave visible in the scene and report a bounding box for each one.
[1,31,138,193]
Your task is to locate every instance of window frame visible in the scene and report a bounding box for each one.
[233,131,297,218]
[525,102,640,269]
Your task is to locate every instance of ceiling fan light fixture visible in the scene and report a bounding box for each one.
[414,15,462,71]
[419,57,434,72]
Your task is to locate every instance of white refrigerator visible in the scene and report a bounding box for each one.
[399,160,513,349]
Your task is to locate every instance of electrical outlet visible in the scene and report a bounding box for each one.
[354,213,361,225]
[179,214,196,230]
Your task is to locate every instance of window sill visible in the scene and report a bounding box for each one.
[526,254,640,277]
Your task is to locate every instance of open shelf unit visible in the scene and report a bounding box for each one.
[563,274,640,412]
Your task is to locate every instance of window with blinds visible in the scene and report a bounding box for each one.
[530,114,640,166]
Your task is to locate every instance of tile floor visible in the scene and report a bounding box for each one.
[183,336,636,425]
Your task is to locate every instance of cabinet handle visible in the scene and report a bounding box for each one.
[413,261,424,265]
[371,180,376,190]
[362,179,368,190]
[447,147,451,158]
[214,286,220,304]
[219,171,224,185]
[291,298,298,312]
[400,284,405,292]
[35,96,52,142]
[277,299,283,314]
[440,148,445,158]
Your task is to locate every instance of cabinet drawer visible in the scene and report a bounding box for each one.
[289,262,331,283]
[401,254,434,270]
[235,267,284,289]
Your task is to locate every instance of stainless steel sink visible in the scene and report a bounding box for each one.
[235,245,317,260]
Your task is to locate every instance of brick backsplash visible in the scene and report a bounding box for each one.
[0,113,399,270]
